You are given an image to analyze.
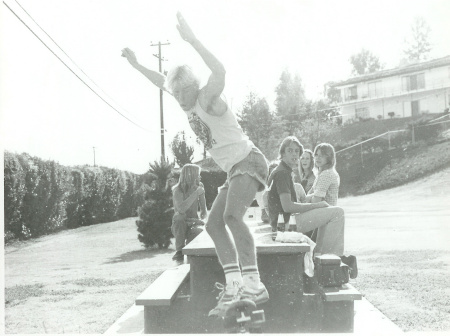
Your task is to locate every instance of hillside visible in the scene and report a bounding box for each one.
[328,114,441,146]
[338,140,450,197]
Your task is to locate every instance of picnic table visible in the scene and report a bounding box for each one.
[136,219,361,333]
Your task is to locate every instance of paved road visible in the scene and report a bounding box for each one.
[340,167,450,252]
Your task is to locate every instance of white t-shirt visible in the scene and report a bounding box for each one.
[186,99,254,172]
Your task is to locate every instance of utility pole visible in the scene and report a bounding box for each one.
[93,147,96,167]
[151,40,170,162]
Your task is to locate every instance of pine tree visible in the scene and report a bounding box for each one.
[136,160,174,249]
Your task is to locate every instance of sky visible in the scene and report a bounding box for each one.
[1,0,450,174]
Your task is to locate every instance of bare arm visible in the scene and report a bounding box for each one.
[311,196,324,203]
[279,193,329,214]
[173,186,204,214]
[198,192,207,219]
[176,12,227,115]
[121,48,169,93]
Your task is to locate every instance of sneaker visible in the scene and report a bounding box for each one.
[208,281,241,317]
[340,255,358,279]
[240,282,269,305]
[172,250,184,262]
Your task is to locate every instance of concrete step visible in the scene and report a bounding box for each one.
[105,296,403,334]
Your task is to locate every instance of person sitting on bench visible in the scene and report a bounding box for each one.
[171,164,207,262]
[268,136,357,277]
[305,143,357,278]
[267,136,328,234]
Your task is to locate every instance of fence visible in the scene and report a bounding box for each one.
[336,116,450,165]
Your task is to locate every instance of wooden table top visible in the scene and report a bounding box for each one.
[183,222,310,257]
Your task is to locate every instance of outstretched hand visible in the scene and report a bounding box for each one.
[121,47,138,65]
[176,12,197,44]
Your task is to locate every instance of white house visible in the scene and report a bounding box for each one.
[327,55,450,123]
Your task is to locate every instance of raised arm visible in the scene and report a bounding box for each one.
[176,12,227,115]
[121,47,169,93]
[198,191,207,219]
[173,186,204,214]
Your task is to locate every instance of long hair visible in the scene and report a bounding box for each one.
[299,149,314,179]
[165,64,200,93]
[314,143,336,172]
[174,164,201,194]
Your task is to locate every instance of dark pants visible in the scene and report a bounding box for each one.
[171,213,203,251]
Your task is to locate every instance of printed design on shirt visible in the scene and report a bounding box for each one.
[188,112,215,150]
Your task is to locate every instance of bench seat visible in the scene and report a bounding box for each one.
[135,264,190,307]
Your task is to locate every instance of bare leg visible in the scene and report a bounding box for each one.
[205,187,239,266]
[223,174,260,267]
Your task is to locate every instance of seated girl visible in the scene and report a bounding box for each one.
[306,143,357,278]
[171,164,207,262]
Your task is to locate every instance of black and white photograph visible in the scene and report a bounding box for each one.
[2,0,450,334]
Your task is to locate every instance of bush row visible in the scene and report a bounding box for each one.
[4,151,148,242]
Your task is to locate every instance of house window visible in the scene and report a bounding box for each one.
[355,107,369,119]
[402,73,425,91]
[368,81,381,98]
[345,86,358,100]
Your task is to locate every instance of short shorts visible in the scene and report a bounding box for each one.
[219,147,269,192]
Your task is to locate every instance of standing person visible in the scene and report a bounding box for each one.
[306,143,357,277]
[299,149,316,194]
[122,12,269,316]
[171,164,207,263]
[267,136,328,234]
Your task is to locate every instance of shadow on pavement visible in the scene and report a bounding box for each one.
[104,248,173,264]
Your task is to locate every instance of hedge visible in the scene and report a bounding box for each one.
[4,151,147,242]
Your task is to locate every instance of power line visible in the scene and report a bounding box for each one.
[3,0,151,132]
[13,0,144,125]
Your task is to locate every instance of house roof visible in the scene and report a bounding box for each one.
[329,55,450,87]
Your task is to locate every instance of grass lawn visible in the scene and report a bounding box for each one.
[4,168,450,333]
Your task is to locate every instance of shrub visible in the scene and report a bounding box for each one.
[4,152,26,241]
[136,160,174,249]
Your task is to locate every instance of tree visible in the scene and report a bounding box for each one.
[325,83,342,104]
[403,17,432,62]
[275,69,307,119]
[170,131,194,167]
[349,49,383,76]
[274,69,309,140]
[135,160,174,249]
[295,100,339,150]
[238,92,274,156]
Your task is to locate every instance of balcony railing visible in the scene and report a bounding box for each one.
[340,80,450,104]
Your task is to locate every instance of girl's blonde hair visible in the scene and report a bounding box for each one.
[174,164,201,194]
[314,143,336,171]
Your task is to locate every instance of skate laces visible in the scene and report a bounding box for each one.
[214,281,242,301]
